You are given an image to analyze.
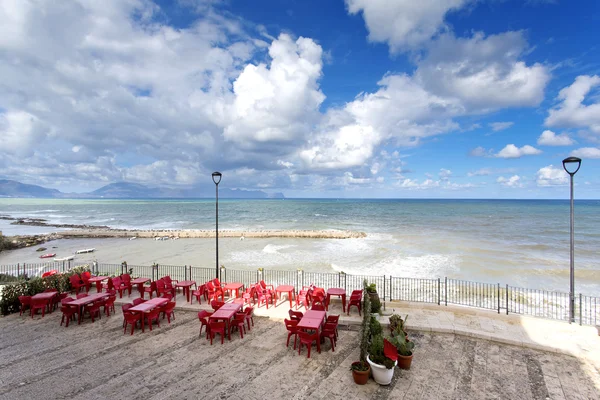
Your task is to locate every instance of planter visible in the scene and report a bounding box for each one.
[351,362,370,385]
[397,353,413,370]
[367,355,396,385]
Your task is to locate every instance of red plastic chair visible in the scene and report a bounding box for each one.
[112,277,127,298]
[132,298,146,306]
[104,295,116,316]
[211,300,225,311]
[326,314,340,339]
[198,310,213,338]
[256,288,272,309]
[18,295,31,316]
[284,319,299,349]
[123,311,141,335]
[30,297,47,318]
[60,304,78,327]
[80,271,92,293]
[244,306,255,331]
[41,269,58,278]
[84,301,102,323]
[295,288,311,310]
[241,286,256,306]
[311,288,326,308]
[297,330,320,358]
[205,281,224,302]
[191,284,206,304]
[145,309,161,331]
[142,281,156,299]
[120,274,133,296]
[320,322,337,352]
[347,289,363,316]
[288,309,303,321]
[208,321,226,345]
[162,276,177,297]
[69,274,86,294]
[102,277,115,293]
[230,313,246,339]
[161,301,176,324]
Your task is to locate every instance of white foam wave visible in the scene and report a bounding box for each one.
[262,244,297,254]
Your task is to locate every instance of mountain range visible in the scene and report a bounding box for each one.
[0,180,285,199]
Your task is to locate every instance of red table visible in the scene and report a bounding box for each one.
[275,285,295,308]
[297,310,326,353]
[130,297,168,332]
[131,277,150,297]
[32,292,58,315]
[209,302,243,340]
[224,282,244,298]
[66,293,110,324]
[326,288,347,312]
[88,276,109,293]
[175,280,196,303]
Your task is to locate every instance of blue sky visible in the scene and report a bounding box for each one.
[0,0,599,198]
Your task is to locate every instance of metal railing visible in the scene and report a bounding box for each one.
[1,261,598,326]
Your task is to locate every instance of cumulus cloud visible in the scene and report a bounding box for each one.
[439,168,452,180]
[497,175,522,188]
[345,0,471,52]
[416,32,550,110]
[545,75,600,133]
[398,178,440,190]
[536,165,568,186]
[570,147,600,158]
[537,130,574,146]
[496,144,542,158]
[489,122,514,132]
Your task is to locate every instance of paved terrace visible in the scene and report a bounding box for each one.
[0,289,599,399]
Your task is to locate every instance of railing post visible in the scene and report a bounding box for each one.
[497,283,500,314]
[579,293,582,326]
[438,278,441,305]
[444,277,447,306]
[506,284,509,315]
[389,276,393,302]
[221,265,226,283]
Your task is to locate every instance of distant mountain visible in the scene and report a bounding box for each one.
[0,179,62,198]
[0,179,285,199]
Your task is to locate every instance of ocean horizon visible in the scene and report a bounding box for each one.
[0,198,598,296]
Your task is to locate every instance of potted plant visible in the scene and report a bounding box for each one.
[366,334,397,385]
[390,331,415,370]
[350,279,372,384]
[366,283,382,314]
[389,314,408,335]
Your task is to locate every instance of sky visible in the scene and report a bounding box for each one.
[0,0,599,199]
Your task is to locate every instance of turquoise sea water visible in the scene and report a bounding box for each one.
[0,198,598,295]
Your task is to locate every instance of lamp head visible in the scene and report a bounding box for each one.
[212,171,222,185]
[562,157,581,176]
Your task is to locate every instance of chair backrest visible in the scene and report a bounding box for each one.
[121,274,131,284]
[311,304,325,311]
[289,310,303,320]
[211,300,224,310]
[113,276,122,287]
[122,303,133,312]
[326,314,340,324]
[77,293,88,299]
[284,318,298,331]
[156,279,165,289]
[18,295,31,305]
[132,298,145,306]
[213,278,222,287]
[31,297,47,307]
[205,281,214,291]
[350,289,362,298]
[244,306,254,316]
[61,297,74,305]
[81,271,91,281]
[69,275,81,285]
[165,301,176,311]
[198,310,211,320]
[161,294,173,301]
[44,288,58,293]
[259,280,268,290]
[322,321,337,334]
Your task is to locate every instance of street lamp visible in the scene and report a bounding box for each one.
[212,172,222,279]
[562,156,581,323]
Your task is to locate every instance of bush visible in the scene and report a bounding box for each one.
[369,334,396,369]
[0,265,90,315]
[370,315,382,337]
[371,296,382,314]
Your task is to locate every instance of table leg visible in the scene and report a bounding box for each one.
[96,282,102,293]
[288,291,293,308]
[342,294,346,313]
[325,294,331,311]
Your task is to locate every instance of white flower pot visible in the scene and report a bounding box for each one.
[367,355,396,385]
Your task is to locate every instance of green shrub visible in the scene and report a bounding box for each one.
[371,295,382,314]
[370,315,382,337]
[368,334,395,369]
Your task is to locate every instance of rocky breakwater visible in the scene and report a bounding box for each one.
[0,233,62,252]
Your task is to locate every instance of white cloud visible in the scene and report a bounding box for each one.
[468,168,491,176]
[497,175,522,188]
[545,75,600,133]
[416,32,550,110]
[537,130,574,146]
[536,165,568,186]
[496,144,542,158]
[439,168,452,180]
[489,122,514,132]
[469,146,488,157]
[225,34,325,146]
[345,0,471,52]
[570,147,600,159]
[399,178,440,190]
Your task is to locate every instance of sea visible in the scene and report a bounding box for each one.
[0,198,598,296]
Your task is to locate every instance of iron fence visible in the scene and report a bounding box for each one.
[1,260,598,326]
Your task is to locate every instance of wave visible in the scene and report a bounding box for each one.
[262,244,297,254]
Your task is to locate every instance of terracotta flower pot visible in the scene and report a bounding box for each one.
[351,362,370,385]
[397,353,413,370]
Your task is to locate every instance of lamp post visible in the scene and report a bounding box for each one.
[212,172,222,279]
[562,156,581,323]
